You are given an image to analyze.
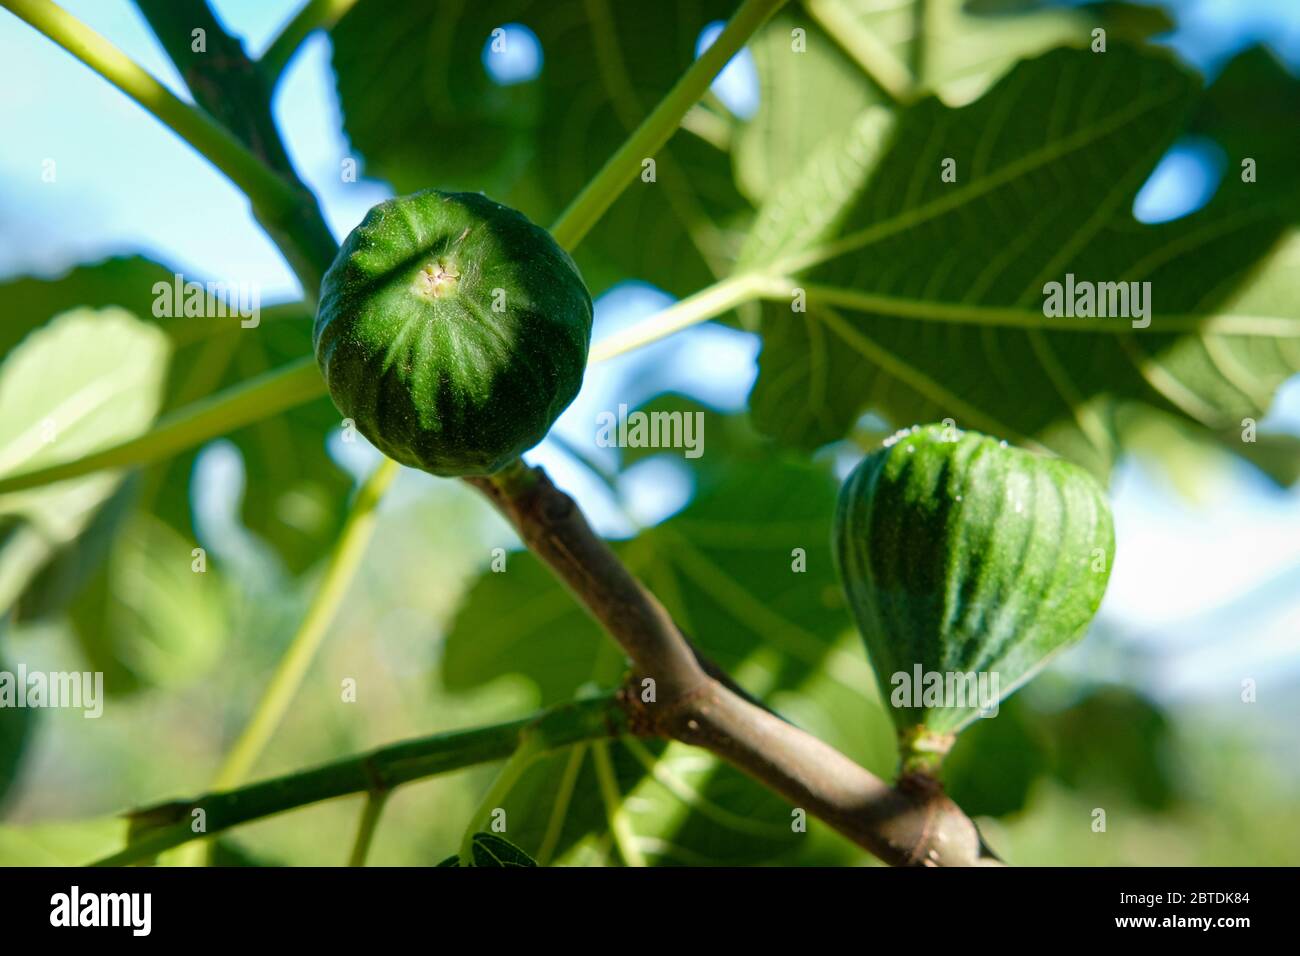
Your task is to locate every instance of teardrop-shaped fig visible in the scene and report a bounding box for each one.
[833,425,1115,764]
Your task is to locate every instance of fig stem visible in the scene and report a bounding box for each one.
[260,0,361,81]
[208,458,400,792]
[898,726,957,776]
[549,0,789,252]
[346,789,389,867]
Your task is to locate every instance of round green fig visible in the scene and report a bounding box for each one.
[314,190,593,476]
[833,424,1114,767]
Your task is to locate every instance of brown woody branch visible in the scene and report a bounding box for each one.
[466,462,1001,867]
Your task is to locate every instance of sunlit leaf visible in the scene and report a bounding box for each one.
[747,46,1300,477]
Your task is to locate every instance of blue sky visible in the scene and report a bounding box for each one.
[3,0,1300,703]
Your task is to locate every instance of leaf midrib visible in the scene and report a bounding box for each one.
[781,283,1300,336]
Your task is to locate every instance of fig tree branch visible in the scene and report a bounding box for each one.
[549,0,789,249]
[134,0,295,175]
[86,459,997,869]
[467,462,1001,867]
[91,694,629,867]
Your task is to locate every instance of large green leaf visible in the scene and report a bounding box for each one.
[737,107,893,272]
[0,302,224,693]
[0,262,346,696]
[738,0,1058,202]
[0,262,176,626]
[0,257,177,356]
[148,304,351,577]
[1187,46,1298,163]
[12,475,138,625]
[734,0,1167,204]
[907,0,1161,102]
[0,308,170,614]
[747,46,1300,476]
[329,0,751,297]
[733,5,883,204]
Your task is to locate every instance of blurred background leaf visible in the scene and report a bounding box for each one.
[0,259,349,584]
[943,695,1050,818]
[0,307,169,616]
[73,514,227,691]
[944,682,1179,817]
[0,274,349,701]
[0,817,128,865]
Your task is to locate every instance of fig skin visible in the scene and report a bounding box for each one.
[834,424,1114,746]
[314,190,593,476]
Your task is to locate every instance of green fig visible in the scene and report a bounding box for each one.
[833,424,1115,769]
[314,190,593,477]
